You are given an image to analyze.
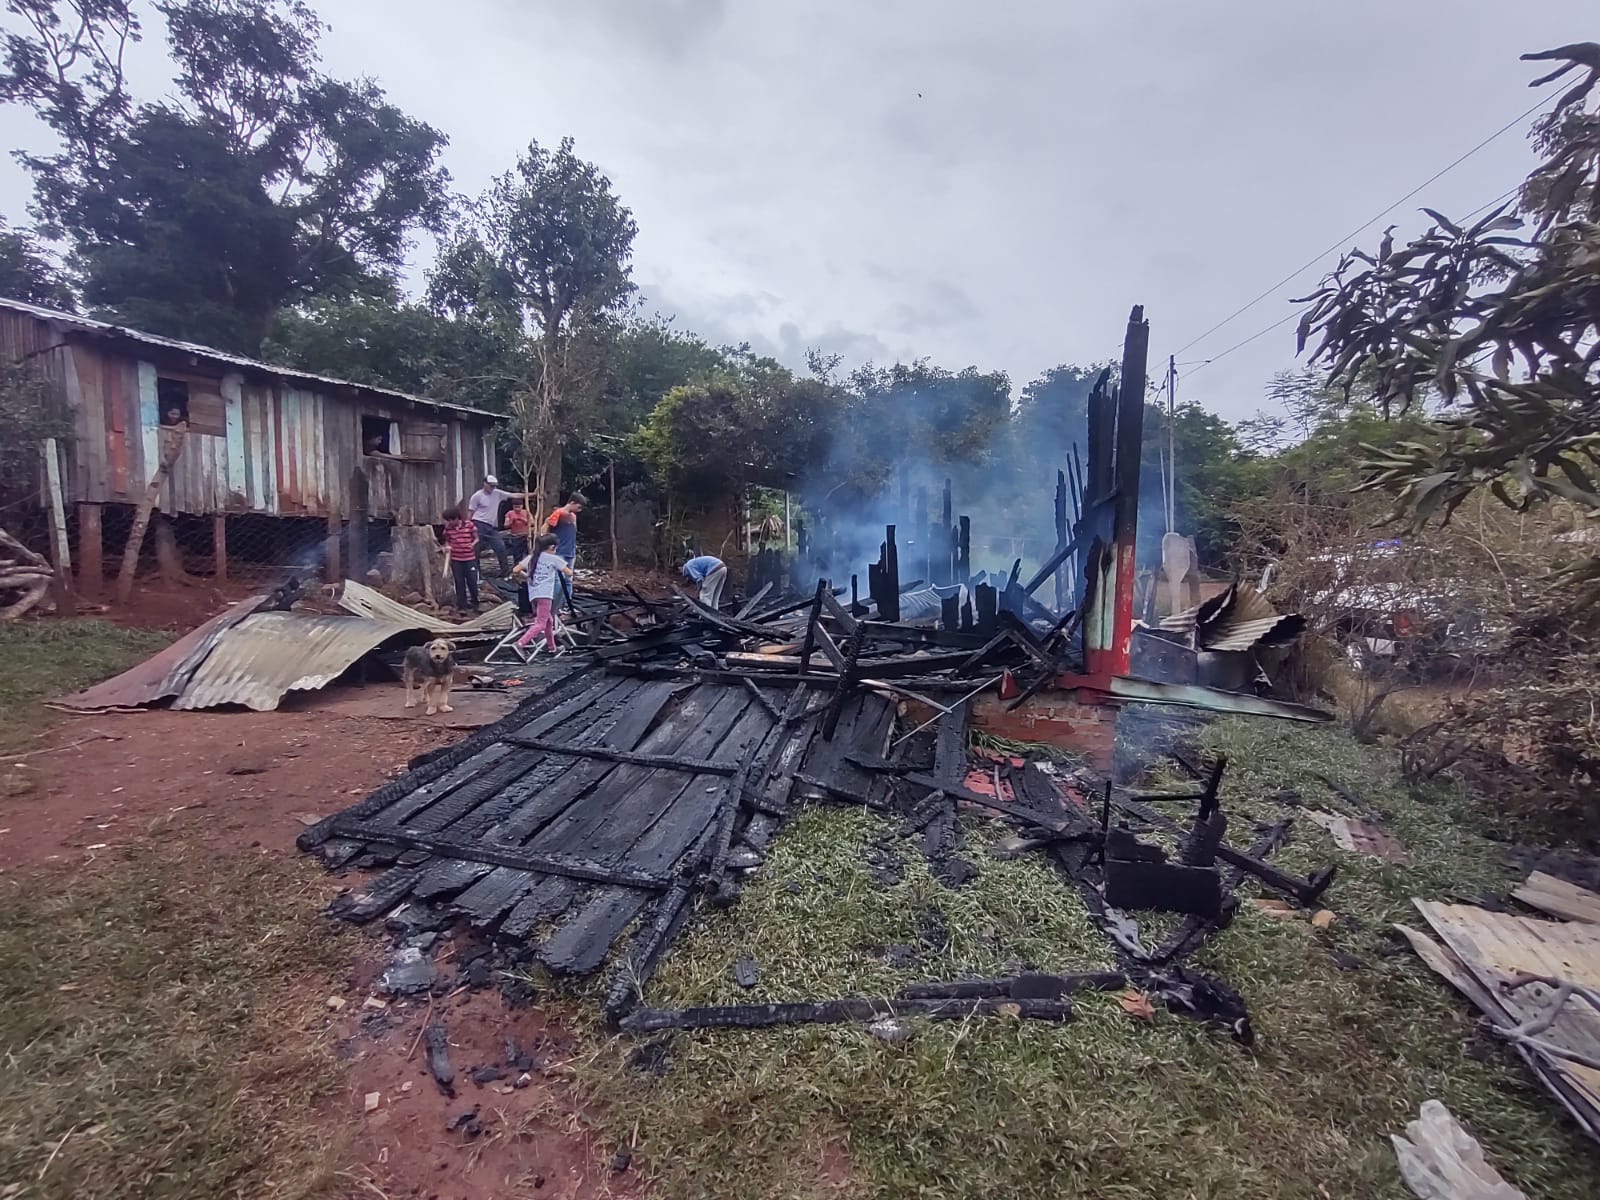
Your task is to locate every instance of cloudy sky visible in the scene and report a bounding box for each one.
[0,0,1592,419]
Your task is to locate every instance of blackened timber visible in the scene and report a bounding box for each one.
[811,619,848,672]
[898,971,1126,1001]
[620,995,1074,1032]
[819,589,859,635]
[297,665,602,849]
[736,582,773,620]
[500,874,579,939]
[957,630,1012,677]
[1111,794,1336,905]
[324,822,673,888]
[902,773,1076,835]
[799,580,826,673]
[673,586,790,639]
[741,676,782,720]
[601,877,698,1019]
[821,626,864,741]
[859,622,989,649]
[499,736,741,775]
[883,526,900,622]
[750,587,845,625]
[957,516,971,582]
[974,582,998,635]
[934,701,968,787]
[1022,533,1084,597]
[328,865,425,924]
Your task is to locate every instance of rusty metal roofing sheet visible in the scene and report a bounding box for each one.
[1106,675,1333,722]
[171,612,414,712]
[54,595,266,711]
[0,296,502,421]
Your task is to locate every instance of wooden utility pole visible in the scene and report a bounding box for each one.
[116,423,187,604]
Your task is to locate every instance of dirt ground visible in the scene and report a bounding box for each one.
[1,702,642,1200]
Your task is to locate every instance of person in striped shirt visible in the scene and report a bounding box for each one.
[440,504,481,611]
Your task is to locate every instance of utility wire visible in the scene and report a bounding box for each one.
[1183,169,1542,378]
[1173,94,1551,358]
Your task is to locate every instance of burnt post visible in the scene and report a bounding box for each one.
[957,515,971,583]
[1110,305,1150,677]
[1053,469,1069,614]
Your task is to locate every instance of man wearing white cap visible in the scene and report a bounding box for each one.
[466,476,514,576]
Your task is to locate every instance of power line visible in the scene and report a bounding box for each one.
[1173,93,1551,358]
[1183,177,1531,379]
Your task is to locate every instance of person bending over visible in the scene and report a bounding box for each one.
[682,554,727,610]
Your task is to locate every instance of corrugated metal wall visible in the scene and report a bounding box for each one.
[0,309,498,523]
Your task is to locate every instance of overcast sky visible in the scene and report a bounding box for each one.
[0,0,1592,420]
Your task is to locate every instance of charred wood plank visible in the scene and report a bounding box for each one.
[499,736,740,775]
[673,586,791,639]
[903,772,1076,835]
[537,886,653,975]
[1022,533,1084,596]
[620,995,1073,1033]
[898,971,1126,1001]
[741,677,782,720]
[323,822,672,889]
[327,865,425,924]
[736,582,773,620]
[819,589,859,635]
[501,874,580,939]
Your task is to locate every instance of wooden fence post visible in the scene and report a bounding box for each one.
[79,503,103,597]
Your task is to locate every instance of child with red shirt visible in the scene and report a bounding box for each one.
[441,504,480,611]
[503,497,532,560]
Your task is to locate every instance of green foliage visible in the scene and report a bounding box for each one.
[634,362,845,505]
[0,356,71,503]
[0,217,74,308]
[431,136,638,495]
[263,294,530,412]
[1297,44,1600,543]
[0,0,450,351]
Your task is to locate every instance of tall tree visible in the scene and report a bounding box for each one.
[430,136,637,509]
[0,216,74,308]
[0,0,450,350]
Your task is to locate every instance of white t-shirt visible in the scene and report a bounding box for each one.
[519,552,570,600]
[467,488,512,524]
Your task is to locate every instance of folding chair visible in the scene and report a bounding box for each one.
[485,609,535,663]
[524,608,580,658]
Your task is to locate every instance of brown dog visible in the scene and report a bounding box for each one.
[402,638,456,715]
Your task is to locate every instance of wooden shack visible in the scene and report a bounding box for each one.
[0,297,503,589]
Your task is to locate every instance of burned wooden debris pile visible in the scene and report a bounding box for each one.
[300,583,1340,1046]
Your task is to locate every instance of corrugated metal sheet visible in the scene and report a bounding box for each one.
[337,579,515,633]
[1409,900,1600,1141]
[1106,675,1333,722]
[172,612,413,711]
[0,296,500,419]
[54,595,267,710]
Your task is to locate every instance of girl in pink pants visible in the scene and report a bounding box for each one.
[514,533,571,652]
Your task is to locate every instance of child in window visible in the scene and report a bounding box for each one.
[514,533,572,653]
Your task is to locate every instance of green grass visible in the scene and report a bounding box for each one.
[568,714,1600,1200]
[0,619,170,754]
[0,617,355,1199]
[0,844,354,1200]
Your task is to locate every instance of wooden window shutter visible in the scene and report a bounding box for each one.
[187,389,227,437]
[400,420,447,462]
